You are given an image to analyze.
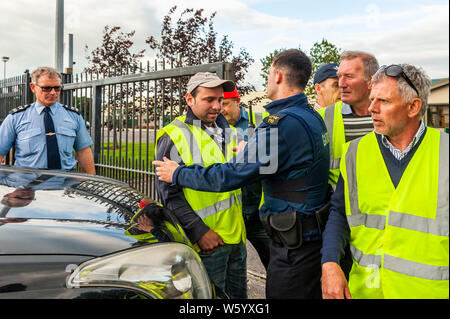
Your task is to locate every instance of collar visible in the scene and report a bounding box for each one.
[264,93,309,115]
[381,121,426,160]
[235,105,249,125]
[314,102,325,111]
[35,101,59,115]
[341,103,354,115]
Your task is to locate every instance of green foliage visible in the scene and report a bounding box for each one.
[259,39,341,102]
[305,39,342,102]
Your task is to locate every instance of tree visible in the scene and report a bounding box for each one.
[84,26,145,74]
[259,48,284,89]
[305,39,342,102]
[84,26,146,149]
[146,6,255,103]
[259,39,341,102]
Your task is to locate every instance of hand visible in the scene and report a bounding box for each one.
[232,141,247,154]
[153,157,179,183]
[198,229,224,254]
[321,262,352,299]
[135,214,154,232]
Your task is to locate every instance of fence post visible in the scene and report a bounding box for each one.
[24,70,33,105]
[223,62,235,82]
[91,85,102,164]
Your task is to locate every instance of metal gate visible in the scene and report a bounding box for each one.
[0,71,32,122]
[65,61,234,199]
[0,61,235,199]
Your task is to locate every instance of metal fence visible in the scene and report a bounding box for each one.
[0,61,235,199]
[0,72,32,121]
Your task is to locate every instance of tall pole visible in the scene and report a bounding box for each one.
[2,56,9,80]
[68,33,74,72]
[55,0,64,72]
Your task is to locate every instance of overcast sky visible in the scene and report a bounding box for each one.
[0,0,448,90]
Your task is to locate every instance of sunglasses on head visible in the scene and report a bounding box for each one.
[35,84,63,92]
[376,65,419,96]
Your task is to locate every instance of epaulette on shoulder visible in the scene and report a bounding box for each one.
[263,113,287,126]
[62,104,80,115]
[9,104,31,115]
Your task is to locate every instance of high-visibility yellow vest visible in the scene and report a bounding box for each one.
[318,101,346,186]
[247,110,269,210]
[125,205,194,247]
[340,129,449,299]
[156,116,246,246]
[249,110,270,127]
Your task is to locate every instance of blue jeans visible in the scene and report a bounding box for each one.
[199,241,247,299]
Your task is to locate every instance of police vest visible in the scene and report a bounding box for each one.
[318,101,346,186]
[260,105,329,211]
[156,116,245,245]
[341,129,449,299]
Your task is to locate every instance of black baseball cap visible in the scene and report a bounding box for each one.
[313,63,339,85]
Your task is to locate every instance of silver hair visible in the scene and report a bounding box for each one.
[372,64,431,118]
[340,50,379,81]
[31,66,62,84]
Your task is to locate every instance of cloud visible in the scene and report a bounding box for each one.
[0,0,448,89]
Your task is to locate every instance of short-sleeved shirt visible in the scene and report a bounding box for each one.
[0,102,93,170]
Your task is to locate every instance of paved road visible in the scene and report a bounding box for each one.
[246,241,267,299]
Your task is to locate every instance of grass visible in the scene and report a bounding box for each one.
[101,142,155,164]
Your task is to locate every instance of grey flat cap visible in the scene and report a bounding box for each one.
[187,72,235,94]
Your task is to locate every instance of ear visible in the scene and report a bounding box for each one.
[235,96,241,105]
[30,82,36,94]
[275,69,283,84]
[314,83,321,94]
[408,98,422,119]
[367,77,373,90]
[185,92,194,107]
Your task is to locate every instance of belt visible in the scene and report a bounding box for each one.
[260,203,330,249]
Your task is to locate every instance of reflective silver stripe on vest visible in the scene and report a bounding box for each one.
[350,245,381,268]
[345,137,386,229]
[172,119,205,166]
[384,254,449,281]
[254,112,263,126]
[330,158,340,170]
[351,245,449,280]
[324,104,336,168]
[195,193,242,220]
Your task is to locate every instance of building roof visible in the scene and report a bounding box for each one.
[431,78,449,90]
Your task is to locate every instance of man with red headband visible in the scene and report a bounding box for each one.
[221,88,271,270]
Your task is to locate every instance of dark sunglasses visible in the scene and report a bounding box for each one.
[35,84,63,92]
[376,65,419,96]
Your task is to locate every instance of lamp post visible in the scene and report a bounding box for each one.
[2,56,9,80]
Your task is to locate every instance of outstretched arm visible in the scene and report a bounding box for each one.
[153,157,179,184]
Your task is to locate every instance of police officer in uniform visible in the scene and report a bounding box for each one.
[0,66,95,174]
[154,49,330,299]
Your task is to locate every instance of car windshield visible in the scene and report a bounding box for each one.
[0,167,192,249]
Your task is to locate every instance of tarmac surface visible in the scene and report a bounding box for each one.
[246,241,267,299]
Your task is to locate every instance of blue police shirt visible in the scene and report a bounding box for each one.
[172,93,330,241]
[0,102,93,170]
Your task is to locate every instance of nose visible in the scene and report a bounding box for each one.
[368,100,377,113]
[212,100,222,111]
[338,76,346,89]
